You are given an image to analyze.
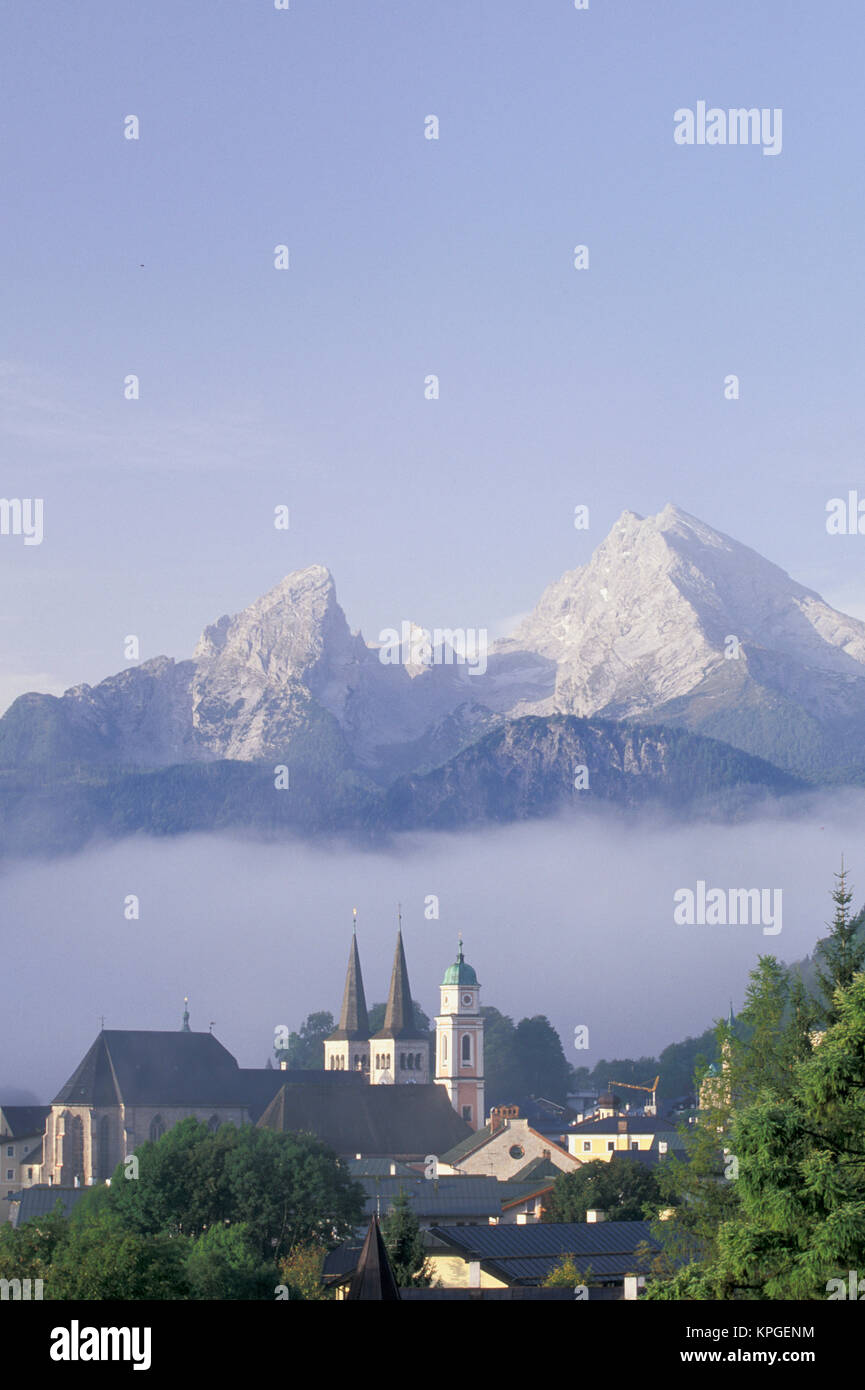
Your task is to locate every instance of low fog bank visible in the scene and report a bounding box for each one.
[2,790,862,1101]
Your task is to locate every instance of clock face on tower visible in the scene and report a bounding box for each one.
[462,992,473,1006]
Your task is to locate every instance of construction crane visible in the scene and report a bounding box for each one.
[607,1075,660,1113]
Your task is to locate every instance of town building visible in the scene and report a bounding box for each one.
[0,1106,49,1209]
[324,926,486,1130]
[438,1105,580,1179]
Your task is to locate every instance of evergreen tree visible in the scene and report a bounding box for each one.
[814,859,865,1025]
[649,958,816,1285]
[514,1015,572,1103]
[380,1188,432,1287]
[648,971,865,1299]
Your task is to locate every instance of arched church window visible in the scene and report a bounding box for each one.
[462,1034,471,1062]
[208,1114,220,1132]
[442,1036,448,1062]
[416,1053,422,1070]
[149,1115,165,1143]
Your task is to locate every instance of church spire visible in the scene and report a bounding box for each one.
[375,918,418,1039]
[328,912,370,1040]
[182,996,190,1032]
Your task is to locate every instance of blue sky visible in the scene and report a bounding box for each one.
[2,0,864,709]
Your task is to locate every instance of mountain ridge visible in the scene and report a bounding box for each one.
[4,504,865,855]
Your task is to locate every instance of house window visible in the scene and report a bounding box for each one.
[583,1141,591,1152]
[607,1141,615,1151]
[27,1168,33,1179]
[5,1170,13,1181]
[462,1106,472,1122]
[508,1144,525,1160]
[5,1146,13,1157]
[442,1036,448,1062]
[631,1140,639,1150]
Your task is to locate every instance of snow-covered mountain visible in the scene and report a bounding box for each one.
[4,504,865,785]
[489,505,865,775]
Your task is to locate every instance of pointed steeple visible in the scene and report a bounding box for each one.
[182,996,190,1032]
[374,915,419,1039]
[326,910,370,1041]
[346,1214,401,1301]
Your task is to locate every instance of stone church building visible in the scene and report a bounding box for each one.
[29,931,485,1191]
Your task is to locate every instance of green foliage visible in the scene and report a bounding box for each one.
[814,861,865,1025]
[98,1119,363,1261]
[542,1253,592,1288]
[481,1007,523,1107]
[51,1222,190,1300]
[0,1201,69,1287]
[514,1016,573,1104]
[274,1011,334,1069]
[543,1157,663,1224]
[381,1189,432,1288]
[2,1122,364,1301]
[185,1222,276,1300]
[647,953,865,1299]
[481,1008,572,1105]
[277,1243,328,1300]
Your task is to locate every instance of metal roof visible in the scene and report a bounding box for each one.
[360,1175,503,1218]
[427,1219,659,1260]
[7,1185,85,1228]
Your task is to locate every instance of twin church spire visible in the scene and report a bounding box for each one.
[324,913,484,1128]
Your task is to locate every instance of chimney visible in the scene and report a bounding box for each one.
[586,1209,605,1223]
[490,1104,519,1135]
[617,1118,628,1133]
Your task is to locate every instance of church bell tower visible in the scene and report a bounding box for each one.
[435,937,485,1130]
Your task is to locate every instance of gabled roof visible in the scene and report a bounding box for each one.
[441,1120,577,1169]
[258,1081,472,1159]
[499,1179,556,1210]
[52,1030,364,1115]
[373,930,422,1040]
[328,933,370,1042]
[510,1154,562,1183]
[0,1105,50,1138]
[439,1123,493,1165]
[53,1031,244,1108]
